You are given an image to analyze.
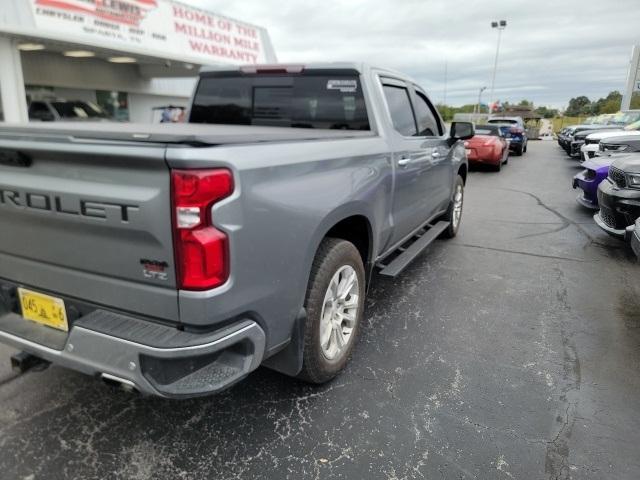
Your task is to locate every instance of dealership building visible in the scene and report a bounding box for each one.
[0,0,276,123]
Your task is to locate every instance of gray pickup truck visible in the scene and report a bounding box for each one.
[0,63,472,398]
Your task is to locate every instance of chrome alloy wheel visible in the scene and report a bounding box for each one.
[319,265,360,360]
[452,184,464,229]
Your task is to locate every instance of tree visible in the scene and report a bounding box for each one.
[565,96,591,116]
[594,91,622,114]
[535,106,559,118]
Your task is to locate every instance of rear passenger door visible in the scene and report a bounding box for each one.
[380,78,445,246]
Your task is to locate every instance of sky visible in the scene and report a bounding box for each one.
[184,0,640,109]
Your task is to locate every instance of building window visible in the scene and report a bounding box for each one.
[97,90,129,121]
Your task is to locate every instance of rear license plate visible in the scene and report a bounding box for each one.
[18,288,69,332]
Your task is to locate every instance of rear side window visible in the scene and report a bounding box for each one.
[413,91,439,136]
[383,85,416,136]
[488,118,517,125]
[190,74,370,130]
[475,125,501,136]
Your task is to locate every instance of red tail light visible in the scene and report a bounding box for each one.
[171,169,234,290]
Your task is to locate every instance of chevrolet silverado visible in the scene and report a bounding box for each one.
[0,63,472,398]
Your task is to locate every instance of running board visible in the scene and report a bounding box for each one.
[377,221,450,277]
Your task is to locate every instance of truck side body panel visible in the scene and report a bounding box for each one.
[166,137,393,350]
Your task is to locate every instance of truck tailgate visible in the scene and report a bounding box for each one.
[0,137,178,322]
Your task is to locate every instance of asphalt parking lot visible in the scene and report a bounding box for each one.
[0,141,639,480]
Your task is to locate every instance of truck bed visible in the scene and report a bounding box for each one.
[0,122,374,146]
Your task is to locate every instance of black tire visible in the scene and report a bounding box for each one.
[514,145,523,156]
[523,142,527,153]
[493,161,502,172]
[440,175,465,238]
[298,238,366,384]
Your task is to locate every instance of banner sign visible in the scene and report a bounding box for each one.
[28,0,273,65]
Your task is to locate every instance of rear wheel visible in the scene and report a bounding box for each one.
[298,238,365,384]
[441,175,464,238]
[493,160,502,172]
[514,145,523,156]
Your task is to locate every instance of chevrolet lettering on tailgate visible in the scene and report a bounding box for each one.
[0,188,139,223]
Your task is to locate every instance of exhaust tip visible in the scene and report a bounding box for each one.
[100,373,138,393]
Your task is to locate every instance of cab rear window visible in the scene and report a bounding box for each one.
[190,74,370,130]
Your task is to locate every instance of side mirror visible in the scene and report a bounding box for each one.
[450,121,475,141]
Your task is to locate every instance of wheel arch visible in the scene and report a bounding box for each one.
[458,163,468,185]
[307,204,377,288]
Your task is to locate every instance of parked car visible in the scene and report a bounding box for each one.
[569,126,621,158]
[28,99,110,122]
[599,133,640,155]
[607,109,640,126]
[464,124,509,171]
[560,124,621,157]
[572,156,613,209]
[0,63,474,398]
[580,123,640,161]
[487,116,527,155]
[594,153,640,238]
[558,125,578,150]
[629,217,640,259]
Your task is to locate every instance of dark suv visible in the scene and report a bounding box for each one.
[488,116,528,155]
[594,153,640,238]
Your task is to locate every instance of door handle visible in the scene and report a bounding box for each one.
[398,157,411,167]
[431,151,441,158]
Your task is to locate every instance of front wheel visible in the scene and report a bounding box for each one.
[440,175,464,238]
[298,238,366,384]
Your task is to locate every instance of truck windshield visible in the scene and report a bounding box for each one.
[190,74,370,130]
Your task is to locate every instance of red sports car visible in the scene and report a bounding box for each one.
[464,124,509,171]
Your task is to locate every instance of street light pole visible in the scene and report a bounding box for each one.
[443,59,448,106]
[476,86,487,115]
[489,20,507,112]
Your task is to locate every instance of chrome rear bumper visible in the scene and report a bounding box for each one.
[0,312,265,398]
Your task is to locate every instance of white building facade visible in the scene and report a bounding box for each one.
[0,0,277,123]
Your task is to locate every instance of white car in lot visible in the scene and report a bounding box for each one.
[581,121,640,161]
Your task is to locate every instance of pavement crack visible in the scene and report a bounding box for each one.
[452,243,588,263]
[493,187,620,249]
[517,223,570,239]
[0,373,21,387]
[544,268,582,480]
